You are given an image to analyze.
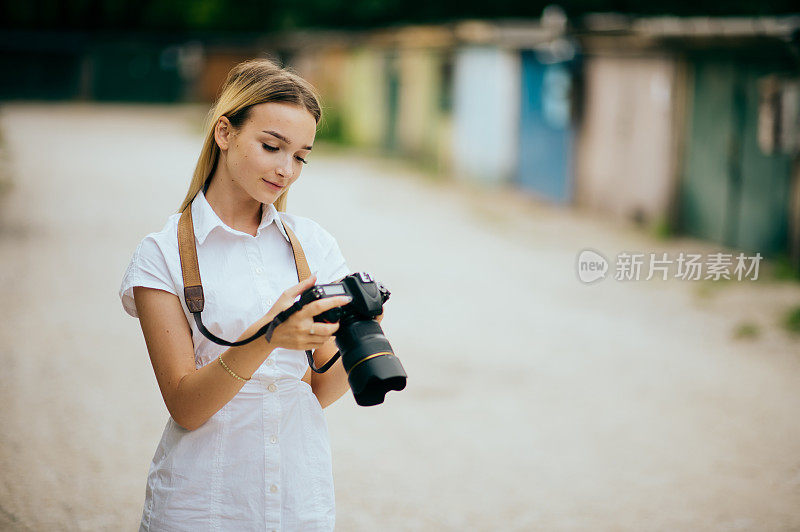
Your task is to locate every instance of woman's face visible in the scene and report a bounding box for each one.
[216,102,317,205]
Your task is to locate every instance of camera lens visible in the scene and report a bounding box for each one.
[335,320,406,406]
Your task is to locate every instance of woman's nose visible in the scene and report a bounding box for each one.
[275,156,292,178]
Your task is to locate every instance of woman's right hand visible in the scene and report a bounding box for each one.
[261,274,351,351]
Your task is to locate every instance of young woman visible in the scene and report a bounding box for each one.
[119,58,372,531]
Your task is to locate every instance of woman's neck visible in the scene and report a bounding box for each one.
[204,168,262,237]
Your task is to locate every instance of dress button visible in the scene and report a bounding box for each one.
[265,358,275,366]
[270,435,278,444]
[270,484,278,493]
[256,267,263,274]
[268,383,277,392]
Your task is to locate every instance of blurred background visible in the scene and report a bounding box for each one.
[1,1,800,530]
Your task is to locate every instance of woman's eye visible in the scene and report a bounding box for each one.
[262,144,278,152]
[295,156,308,165]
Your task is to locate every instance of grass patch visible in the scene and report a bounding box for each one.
[0,122,11,198]
[649,217,673,241]
[770,254,800,282]
[733,322,760,340]
[782,306,800,335]
[316,107,347,145]
[693,277,734,299]
[693,281,715,299]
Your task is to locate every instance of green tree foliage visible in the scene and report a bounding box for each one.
[1,0,797,32]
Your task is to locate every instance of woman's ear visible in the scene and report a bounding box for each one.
[214,116,233,151]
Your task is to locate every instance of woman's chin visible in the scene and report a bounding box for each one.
[257,179,287,203]
[250,188,282,205]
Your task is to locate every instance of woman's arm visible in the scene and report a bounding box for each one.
[135,287,270,430]
[307,340,348,409]
[134,274,349,431]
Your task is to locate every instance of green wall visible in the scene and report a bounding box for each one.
[680,52,793,257]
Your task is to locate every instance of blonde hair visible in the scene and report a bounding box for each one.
[180,58,322,213]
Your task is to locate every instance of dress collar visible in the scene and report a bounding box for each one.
[190,190,290,245]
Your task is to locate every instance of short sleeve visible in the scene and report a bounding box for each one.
[119,236,178,318]
[317,229,350,285]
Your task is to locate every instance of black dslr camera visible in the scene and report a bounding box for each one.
[298,272,406,406]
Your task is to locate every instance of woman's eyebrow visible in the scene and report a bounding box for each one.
[262,130,312,150]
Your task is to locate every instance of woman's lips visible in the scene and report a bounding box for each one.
[262,178,284,191]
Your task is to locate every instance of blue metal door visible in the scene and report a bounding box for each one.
[516,50,576,204]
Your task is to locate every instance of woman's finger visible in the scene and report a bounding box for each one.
[280,274,317,302]
[298,296,351,320]
[306,321,340,337]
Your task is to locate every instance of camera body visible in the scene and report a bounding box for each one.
[298,272,406,406]
[299,271,389,325]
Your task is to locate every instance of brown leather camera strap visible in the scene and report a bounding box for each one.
[285,224,311,283]
[177,203,311,314]
[177,207,204,312]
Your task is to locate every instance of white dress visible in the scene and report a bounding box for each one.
[119,191,349,531]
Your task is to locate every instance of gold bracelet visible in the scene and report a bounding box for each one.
[218,356,250,382]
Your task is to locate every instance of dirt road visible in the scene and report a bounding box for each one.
[1,104,799,531]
